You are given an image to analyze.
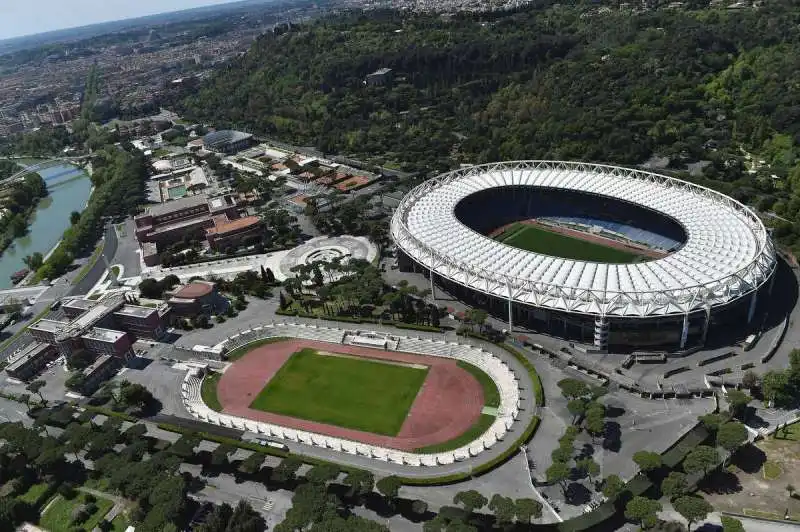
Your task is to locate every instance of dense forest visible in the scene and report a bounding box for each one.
[177,1,800,251]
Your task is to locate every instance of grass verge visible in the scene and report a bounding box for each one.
[201,371,223,412]
[457,360,500,408]
[17,482,51,505]
[224,336,289,361]
[414,413,495,454]
[71,243,104,286]
[249,348,428,436]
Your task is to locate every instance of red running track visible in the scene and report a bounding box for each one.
[216,339,485,451]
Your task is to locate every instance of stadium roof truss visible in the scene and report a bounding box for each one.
[390,161,776,318]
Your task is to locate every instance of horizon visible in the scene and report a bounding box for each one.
[0,0,248,42]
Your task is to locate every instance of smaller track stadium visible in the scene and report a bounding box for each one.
[391,161,777,351]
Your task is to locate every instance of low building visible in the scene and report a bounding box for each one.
[63,298,96,319]
[81,354,122,394]
[134,194,259,263]
[5,342,58,381]
[205,215,262,251]
[113,304,169,340]
[168,281,228,317]
[80,328,134,360]
[365,68,392,86]
[29,319,69,344]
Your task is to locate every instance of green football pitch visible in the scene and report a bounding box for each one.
[249,348,429,435]
[496,222,644,263]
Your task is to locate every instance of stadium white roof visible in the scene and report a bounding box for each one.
[391,161,776,318]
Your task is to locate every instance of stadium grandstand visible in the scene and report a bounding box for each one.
[390,161,777,352]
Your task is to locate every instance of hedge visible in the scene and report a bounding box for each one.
[274,309,442,332]
[82,405,138,423]
[397,416,541,486]
[157,422,290,458]
[499,343,545,407]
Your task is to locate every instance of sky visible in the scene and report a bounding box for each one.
[0,0,242,40]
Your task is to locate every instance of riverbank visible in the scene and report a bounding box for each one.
[0,163,92,289]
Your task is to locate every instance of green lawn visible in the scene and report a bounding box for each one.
[774,421,800,441]
[110,513,130,532]
[414,413,496,453]
[249,348,429,435]
[39,493,114,532]
[497,223,644,263]
[17,482,50,505]
[457,361,500,408]
[225,337,289,361]
[201,371,223,412]
[763,460,782,480]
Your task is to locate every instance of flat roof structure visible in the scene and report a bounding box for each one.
[5,342,53,373]
[83,354,114,376]
[115,305,158,318]
[391,161,776,318]
[145,194,208,217]
[82,328,127,343]
[30,319,68,333]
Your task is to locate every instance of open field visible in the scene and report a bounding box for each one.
[496,222,644,263]
[216,339,484,450]
[17,482,50,505]
[249,348,429,436]
[703,429,800,522]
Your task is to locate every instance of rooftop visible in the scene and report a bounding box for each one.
[203,130,253,148]
[83,354,114,377]
[82,327,128,343]
[173,281,214,299]
[6,342,52,371]
[206,215,260,236]
[115,305,158,318]
[30,319,68,333]
[63,298,95,310]
[144,194,208,218]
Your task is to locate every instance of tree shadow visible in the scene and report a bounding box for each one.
[605,406,626,419]
[603,421,621,453]
[577,443,595,459]
[565,482,592,505]
[126,356,153,370]
[730,444,767,474]
[697,469,742,495]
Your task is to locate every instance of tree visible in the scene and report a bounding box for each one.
[210,443,234,467]
[567,398,588,424]
[725,390,752,420]
[270,456,302,484]
[575,457,600,480]
[376,475,402,506]
[699,412,729,433]
[762,370,790,406]
[342,470,374,501]
[661,472,688,499]
[602,474,626,501]
[672,496,713,528]
[787,483,796,499]
[633,451,662,473]
[625,496,662,529]
[557,378,590,399]
[741,370,760,390]
[453,490,488,514]
[683,446,720,476]
[238,453,264,475]
[546,461,570,494]
[411,500,428,516]
[488,494,515,526]
[118,382,155,411]
[25,380,46,405]
[70,211,81,225]
[305,463,340,484]
[721,515,745,532]
[716,422,748,452]
[515,498,543,523]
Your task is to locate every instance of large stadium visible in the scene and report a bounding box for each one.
[390,161,778,351]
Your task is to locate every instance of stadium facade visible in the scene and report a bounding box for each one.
[390,161,777,352]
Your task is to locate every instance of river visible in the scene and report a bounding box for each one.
[0,163,92,289]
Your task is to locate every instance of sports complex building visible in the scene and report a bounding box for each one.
[390,161,777,352]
